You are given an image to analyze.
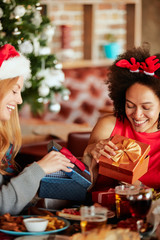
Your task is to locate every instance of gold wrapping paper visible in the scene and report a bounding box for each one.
[111,139,141,166]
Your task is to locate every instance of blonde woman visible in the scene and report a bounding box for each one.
[0,44,74,215]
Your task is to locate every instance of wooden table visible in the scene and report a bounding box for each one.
[20,117,92,145]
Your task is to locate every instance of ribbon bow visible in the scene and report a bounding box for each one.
[111,139,141,166]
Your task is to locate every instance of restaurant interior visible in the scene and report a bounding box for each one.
[1,0,160,239]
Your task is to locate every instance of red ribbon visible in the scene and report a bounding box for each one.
[60,147,86,171]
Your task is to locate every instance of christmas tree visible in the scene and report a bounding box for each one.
[0,0,70,115]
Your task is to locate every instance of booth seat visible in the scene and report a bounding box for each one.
[67,131,91,158]
[15,137,67,169]
[16,131,91,169]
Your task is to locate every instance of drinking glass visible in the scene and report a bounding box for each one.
[127,185,153,237]
[115,185,131,219]
[127,186,152,219]
[80,205,108,233]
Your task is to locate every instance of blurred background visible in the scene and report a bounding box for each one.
[0,0,159,128]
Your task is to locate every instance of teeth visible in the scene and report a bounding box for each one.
[7,105,15,110]
[133,119,146,124]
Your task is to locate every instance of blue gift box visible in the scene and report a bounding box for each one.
[38,140,91,201]
[38,164,91,201]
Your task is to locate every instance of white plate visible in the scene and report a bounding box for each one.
[57,208,115,220]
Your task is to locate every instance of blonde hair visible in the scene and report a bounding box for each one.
[0,77,22,174]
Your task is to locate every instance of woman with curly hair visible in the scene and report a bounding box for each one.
[83,44,160,190]
[0,44,74,215]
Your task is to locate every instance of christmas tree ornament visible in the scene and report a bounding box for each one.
[38,84,50,97]
[36,3,42,11]
[32,37,40,55]
[0,22,3,31]
[31,10,42,27]
[0,8,3,18]
[37,97,43,103]
[12,27,21,35]
[39,47,51,55]
[53,59,58,65]
[50,69,65,84]
[3,0,11,3]
[17,39,22,45]
[61,89,70,101]
[37,68,64,88]
[13,5,25,18]
[62,94,69,101]
[41,25,55,43]
[55,63,62,69]
[15,17,22,25]
[49,102,61,113]
[19,40,33,54]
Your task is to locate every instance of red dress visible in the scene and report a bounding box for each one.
[111,118,160,190]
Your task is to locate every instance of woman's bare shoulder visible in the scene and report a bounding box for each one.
[97,114,116,126]
[89,114,116,142]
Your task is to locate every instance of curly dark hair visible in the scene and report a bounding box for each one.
[107,44,160,121]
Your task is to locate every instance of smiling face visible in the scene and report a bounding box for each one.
[125,83,160,133]
[0,76,23,121]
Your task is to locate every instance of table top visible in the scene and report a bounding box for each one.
[0,213,158,240]
[20,117,92,145]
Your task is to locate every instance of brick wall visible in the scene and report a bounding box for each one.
[34,1,127,126]
[40,1,126,60]
[41,66,113,127]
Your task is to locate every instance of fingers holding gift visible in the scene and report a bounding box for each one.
[98,139,118,159]
[90,139,118,162]
[37,151,74,174]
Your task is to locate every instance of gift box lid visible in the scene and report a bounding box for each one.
[65,164,91,189]
[99,134,150,184]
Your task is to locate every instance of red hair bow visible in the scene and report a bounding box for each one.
[140,56,160,76]
[116,55,160,78]
[116,57,140,72]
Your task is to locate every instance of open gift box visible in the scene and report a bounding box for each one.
[38,164,91,201]
[99,134,150,184]
[38,140,91,201]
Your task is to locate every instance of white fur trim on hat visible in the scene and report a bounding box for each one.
[0,54,31,80]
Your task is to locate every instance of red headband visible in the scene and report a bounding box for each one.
[116,56,160,78]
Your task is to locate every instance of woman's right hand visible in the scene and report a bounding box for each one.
[88,138,118,163]
[37,151,74,174]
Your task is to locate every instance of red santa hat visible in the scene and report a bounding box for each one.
[0,44,31,80]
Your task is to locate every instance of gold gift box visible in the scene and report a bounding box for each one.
[99,134,150,184]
